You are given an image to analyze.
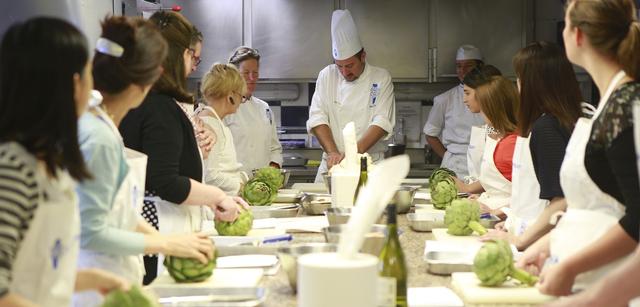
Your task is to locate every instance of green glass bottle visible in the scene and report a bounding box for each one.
[378,204,407,307]
[353,156,368,204]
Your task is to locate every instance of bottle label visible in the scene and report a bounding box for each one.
[377,276,397,307]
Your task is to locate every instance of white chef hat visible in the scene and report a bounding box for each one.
[331,10,363,60]
[456,45,483,61]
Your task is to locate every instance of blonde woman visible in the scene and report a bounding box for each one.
[198,63,249,195]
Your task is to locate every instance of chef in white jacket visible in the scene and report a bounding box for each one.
[307,9,396,182]
[423,45,486,178]
[225,46,283,173]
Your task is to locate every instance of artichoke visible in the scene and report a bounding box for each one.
[429,167,457,190]
[444,199,487,236]
[242,178,277,206]
[473,239,538,287]
[431,177,458,210]
[253,167,284,190]
[215,206,254,236]
[163,254,217,283]
[101,285,157,307]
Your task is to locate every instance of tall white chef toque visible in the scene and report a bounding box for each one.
[331,10,362,61]
[456,45,483,61]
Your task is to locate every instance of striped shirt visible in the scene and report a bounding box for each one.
[0,142,39,297]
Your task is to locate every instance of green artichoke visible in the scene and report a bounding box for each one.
[431,177,458,210]
[163,254,217,283]
[242,178,277,206]
[101,285,157,307]
[253,167,284,190]
[473,239,538,287]
[215,206,254,236]
[444,199,487,235]
[429,167,457,190]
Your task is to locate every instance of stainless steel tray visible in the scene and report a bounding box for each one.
[251,204,300,219]
[425,251,473,275]
[151,287,267,306]
[407,213,445,232]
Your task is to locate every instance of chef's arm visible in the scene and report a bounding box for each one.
[312,124,340,154]
[426,135,446,158]
[559,224,636,280]
[357,125,387,153]
[0,294,37,307]
[453,177,484,194]
[513,197,566,251]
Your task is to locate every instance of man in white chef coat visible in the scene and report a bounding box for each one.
[307,9,396,183]
[225,46,283,173]
[423,45,486,178]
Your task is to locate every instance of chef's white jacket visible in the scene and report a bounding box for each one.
[224,96,283,173]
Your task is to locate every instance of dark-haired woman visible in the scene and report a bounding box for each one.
[119,11,246,284]
[483,42,583,251]
[0,17,127,306]
[74,16,214,306]
[517,0,640,297]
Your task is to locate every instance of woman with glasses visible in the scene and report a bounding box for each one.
[225,46,283,173]
[119,11,246,284]
[197,63,250,195]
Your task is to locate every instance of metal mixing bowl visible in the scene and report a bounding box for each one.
[391,186,417,214]
[321,224,387,256]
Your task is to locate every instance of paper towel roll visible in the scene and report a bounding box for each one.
[331,171,359,208]
[298,252,378,307]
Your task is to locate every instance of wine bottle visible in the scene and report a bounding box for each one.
[353,156,368,204]
[378,204,407,307]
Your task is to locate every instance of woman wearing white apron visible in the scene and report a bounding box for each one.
[462,65,504,183]
[518,0,640,298]
[120,11,245,284]
[456,76,520,216]
[74,18,216,306]
[483,42,584,251]
[198,64,250,196]
[0,17,128,306]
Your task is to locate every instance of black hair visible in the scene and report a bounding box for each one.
[0,17,91,180]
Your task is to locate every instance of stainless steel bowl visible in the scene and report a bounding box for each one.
[407,212,445,232]
[391,186,417,214]
[300,193,332,215]
[324,207,352,225]
[321,224,387,256]
[276,243,337,292]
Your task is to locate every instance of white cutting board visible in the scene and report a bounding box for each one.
[432,228,483,245]
[150,268,263,289]
[451,272,555,304]
[291,183,328,193]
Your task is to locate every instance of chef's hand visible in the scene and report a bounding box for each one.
[538,262,576,296]
[75,268,130,295]
[161,232,215,264]
[326,152,345,169]
[516,243,549,276]
[480,228,512,242]
[269,162,281,168]
[195,119,216,159]
[494,221,506,231]
[213,196,246,222]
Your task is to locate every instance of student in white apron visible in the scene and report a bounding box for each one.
[461,65,503,183]
[120,11,247,284]
[517,0,640,298]
[198,63,250,195]
[74,18,216,306]
[455,76,520,215]
[482,42,584,251]
[0,17,128,306]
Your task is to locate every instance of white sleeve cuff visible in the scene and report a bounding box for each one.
[306,116,329,133]
[423,123,442,137]
[371,115,394,135]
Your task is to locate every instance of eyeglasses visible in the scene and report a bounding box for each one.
[188,48,202,67]
[233,91,248,104]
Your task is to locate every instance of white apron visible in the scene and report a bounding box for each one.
[73,108,148,307]
[477,136,512,210]
[466,125,487,182]
[550,71,629,289]
[504,135,548,235]
[10,163,79,307]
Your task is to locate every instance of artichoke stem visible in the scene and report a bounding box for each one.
[469,221,487,235]
[510,266,539,286]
